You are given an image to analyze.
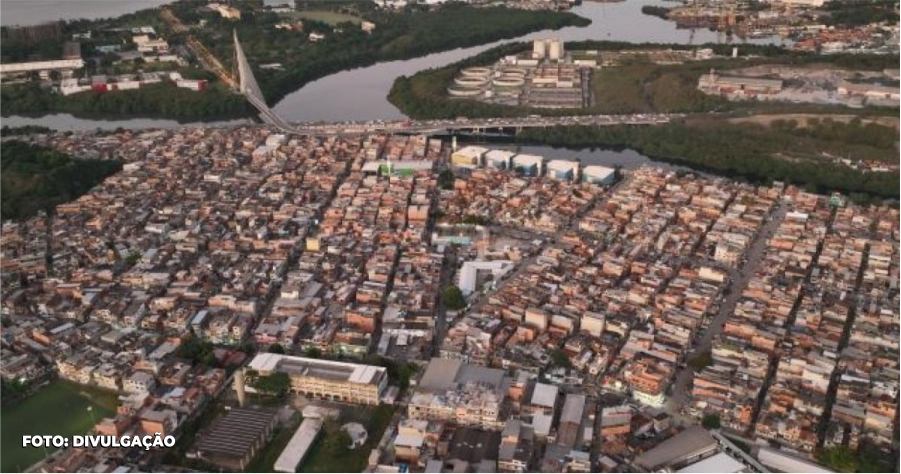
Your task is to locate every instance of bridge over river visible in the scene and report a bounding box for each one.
[232,32,682,136]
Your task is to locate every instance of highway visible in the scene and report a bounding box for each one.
[282,113,683,136]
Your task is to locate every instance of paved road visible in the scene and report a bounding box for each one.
[460,173,631,319]
[666,198,789,414]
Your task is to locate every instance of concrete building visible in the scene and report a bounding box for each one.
[0,58,85,77]
[485,150,517,170]
[634,427,718,471]
[698,70,784,95]
[580,311,605,337]
[836,81,900,101]
[582,165,616,185]
[557,394,586,447]
[546,160,580,181]
[458,260,515,296]
[533,39,565,61]
[248,353,388,405]
[408,358,509,429]
[511,154,543,176]
[451,145,489,167]
[273,418,323,473]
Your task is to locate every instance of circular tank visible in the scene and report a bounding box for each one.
[454,76,489,87]
[499,67,528,77]
[459,67,491,78]
[447,85,483,97]
[492,76,525,87]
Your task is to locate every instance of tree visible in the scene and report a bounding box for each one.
[125,250,142,266]
[442,285,466,310]
[254,372,291,397]
[549,348,572,369]
[688,351,713,371]
[437,169,455,190]
[701,413,721,429]
[305,346,323,358]
[268,343,285,354]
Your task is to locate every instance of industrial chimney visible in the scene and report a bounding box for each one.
[234,368,247,407]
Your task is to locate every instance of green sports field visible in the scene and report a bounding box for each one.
[1,381,117,472]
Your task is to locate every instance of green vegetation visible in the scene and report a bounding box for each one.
[366,355,418,391]
[688,351,713,371]
[252,372,291,397]
[0,381,117,472]
[3,1,588,120]
[641,5,671,19]
[1,378,33,404]
[293,10,365,25]
[161,401,226,469]
[0,125,52,137]
[462,214,491,225]
[550,348,573,369]
[244,413,302,472]
[438,169,455,190]
[299,404,395,472]
[816,444,894,473]
[701,413,721,429]
[187,1,589,107]
[125,250,142,266]
[515,118,899,202]
[824,0,899,27]
[442,285,467,310]
[1,82,252,121]
[267,343,286,354]
[177,335,217,366]
[388,40,898,119]
[1,140,123,221]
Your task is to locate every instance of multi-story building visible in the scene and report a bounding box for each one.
[247,353,388,405]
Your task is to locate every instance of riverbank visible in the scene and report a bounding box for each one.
[193,2,590,108]
[1,82,253,122]
[513,117,899,203]
[387,40,899,119]
[1,3,589,121]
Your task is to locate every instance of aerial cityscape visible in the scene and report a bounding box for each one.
[0,0,897,473]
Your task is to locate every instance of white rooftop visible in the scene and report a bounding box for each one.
[274,418,323,473]
[531,382,558,408]
[454,145,489,158]
[677,452,747,473]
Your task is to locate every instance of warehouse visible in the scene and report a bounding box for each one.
[546,160,580,181]
[484,150,517,170]
[634,426,718,471]
[582,165,617,185]
[194,408,278,470]
[698,70,783,95]
[273,418,323,473]
[511,154,544,176]
[451,146,489,166]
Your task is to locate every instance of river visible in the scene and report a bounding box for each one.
[2,0,788,129]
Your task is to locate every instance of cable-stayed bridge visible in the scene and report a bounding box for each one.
[232,32,681,136]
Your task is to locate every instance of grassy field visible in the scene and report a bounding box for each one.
[298,404,395,473]
[290,10,364,25]
[244,411,301,473]
[0,381,117,472]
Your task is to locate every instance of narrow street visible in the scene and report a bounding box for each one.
[666,199,790,413]
[463,172,631,318]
